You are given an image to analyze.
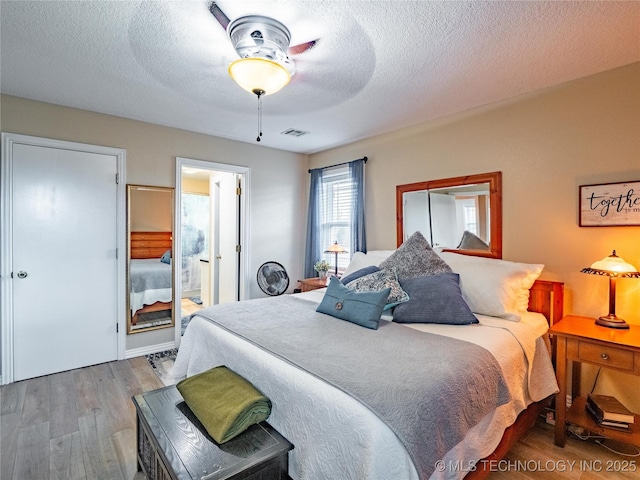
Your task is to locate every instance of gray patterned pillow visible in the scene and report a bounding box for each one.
[345,269,409,310]
[379,231,452,280]
[457,230,490,250]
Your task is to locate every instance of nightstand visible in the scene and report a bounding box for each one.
[549,315,640,448]
[297,277,328,292]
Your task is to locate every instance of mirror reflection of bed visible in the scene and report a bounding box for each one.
[127,185,174,334]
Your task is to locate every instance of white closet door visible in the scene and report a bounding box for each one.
[12,143,118,381]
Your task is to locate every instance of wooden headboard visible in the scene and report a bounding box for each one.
[130,231,172,259]
[529,279,564,326]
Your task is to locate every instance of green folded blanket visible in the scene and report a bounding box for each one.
[176,365,272,444]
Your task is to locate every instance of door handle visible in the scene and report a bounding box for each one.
[216,255,222,260]
[16,271,28,279]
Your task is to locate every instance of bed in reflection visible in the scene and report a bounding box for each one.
[173,241,563,480]
[129,231,172,328]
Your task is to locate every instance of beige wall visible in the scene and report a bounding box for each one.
[182,177,209,195]
[130,187,172,233]
[1,95,309,352]
[310,62,640,410]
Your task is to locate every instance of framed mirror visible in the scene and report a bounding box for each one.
[396,171,502,258]
[127,185,175,334]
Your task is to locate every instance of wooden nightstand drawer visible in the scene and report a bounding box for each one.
[577,341,635,371]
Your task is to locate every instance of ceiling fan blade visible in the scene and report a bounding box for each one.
[208,1,230,31]
[288,39,318,56]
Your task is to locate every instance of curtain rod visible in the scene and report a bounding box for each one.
[308,156,367,173]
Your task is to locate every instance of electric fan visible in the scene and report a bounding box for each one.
[257,262,290,296]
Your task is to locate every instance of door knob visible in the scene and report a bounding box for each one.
[16,271,28,279]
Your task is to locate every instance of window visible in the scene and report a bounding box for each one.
[319,166,353,271]
[462,203,478,235]
[305,158,366,279]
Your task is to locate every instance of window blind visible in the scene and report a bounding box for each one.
[319,166,353,270]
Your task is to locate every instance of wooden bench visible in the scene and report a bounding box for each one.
[133,385,293,480]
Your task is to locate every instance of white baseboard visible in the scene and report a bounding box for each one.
[125,341,176,359]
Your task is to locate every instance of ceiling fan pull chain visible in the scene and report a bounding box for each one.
[254,89,264,142]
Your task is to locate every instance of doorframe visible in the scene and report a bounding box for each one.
[1,133,127,385]
[174,157,250,348]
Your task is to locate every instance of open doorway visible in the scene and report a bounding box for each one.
[174,157,250,347]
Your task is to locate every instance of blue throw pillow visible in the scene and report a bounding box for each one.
[341,265,380,285]
[160,250,171,264]
[316,277,390,330]
[392,273,478,325]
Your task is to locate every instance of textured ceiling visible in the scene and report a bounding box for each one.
[2,1,639,154]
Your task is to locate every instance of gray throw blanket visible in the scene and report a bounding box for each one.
[195,295,510,479]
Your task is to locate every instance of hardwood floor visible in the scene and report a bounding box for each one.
[495,422,640,480]
[0,357,162,480]
[2,357,638,480]
[181,297,204,318]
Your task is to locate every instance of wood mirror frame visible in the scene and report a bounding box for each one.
[127,185,175,334]
[396,171,502,258]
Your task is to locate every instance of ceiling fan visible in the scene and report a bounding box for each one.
[208,1,317,95]
[207,2,318,141]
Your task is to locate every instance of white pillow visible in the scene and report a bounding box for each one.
[341,250,395,278]
[438,252,544,321]
[366,250,396,259]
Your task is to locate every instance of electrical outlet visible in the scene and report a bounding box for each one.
[545,411,556,425]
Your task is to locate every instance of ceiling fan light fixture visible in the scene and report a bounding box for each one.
[228,57,291,96]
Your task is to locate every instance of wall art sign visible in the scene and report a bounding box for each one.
[579,181,640,227]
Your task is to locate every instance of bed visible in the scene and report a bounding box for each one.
[173,245,563,480]
[129,231,173,326]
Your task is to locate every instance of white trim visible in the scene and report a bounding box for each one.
[125,341,176,359]
[0,133,126,385]
[174,157,251,348]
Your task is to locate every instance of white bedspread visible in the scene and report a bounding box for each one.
[130,288,172,315]
[172,289,558,480]
[129,259,172,314]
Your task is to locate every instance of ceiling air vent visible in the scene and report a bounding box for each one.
[281,128,309,137]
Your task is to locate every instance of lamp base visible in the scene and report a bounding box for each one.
[595,314,630,329]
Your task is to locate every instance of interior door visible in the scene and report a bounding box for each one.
[216,173,239,304]
[12,143,118,381]
[429,192,457,248]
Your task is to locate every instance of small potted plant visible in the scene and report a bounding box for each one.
[314,260,331,279]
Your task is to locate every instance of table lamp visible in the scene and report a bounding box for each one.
[325,241,348,276]
[581,250,640,329]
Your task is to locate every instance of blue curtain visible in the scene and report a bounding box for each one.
[304,168,323,278]
[349,159,367,255]
[304,158,367,278]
